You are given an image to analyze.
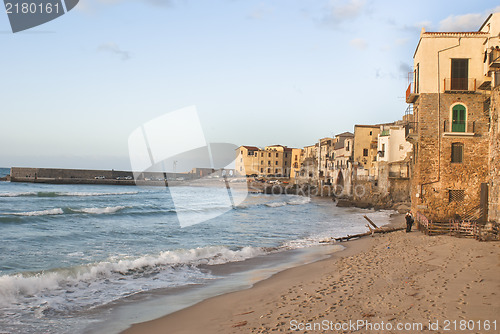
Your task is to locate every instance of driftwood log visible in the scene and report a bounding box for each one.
[363,215,379,229]
[321,226,405,243]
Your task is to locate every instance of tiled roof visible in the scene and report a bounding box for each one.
[423,31,488,36]
[241,146,260,150]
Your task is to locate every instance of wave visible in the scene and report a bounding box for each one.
[69,206,128,215]
[0,245,265,309]
[264,196,311,208]
[11,208,64,216]
[4,206,129,217]
[0,191,138,198]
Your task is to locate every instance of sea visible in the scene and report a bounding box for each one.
[0,167,393,333]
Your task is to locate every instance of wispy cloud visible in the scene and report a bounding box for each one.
[401,21,431,33]
[77,0,174,13]
[98,42,131,61]
[438,13,484,32]
[247,4,274,20]
[322,0,367,27]
[399,62,412,76]
[349,38,367,50]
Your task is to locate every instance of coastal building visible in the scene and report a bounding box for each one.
[235,145,294,178]
[263,145,293,177]
[235,146,260,176]
[289,148,303,180]
[376,123,412,179]
[317,137,334,185]
[299,144,318,182]
[353,125,381,179]
[332,132,354,193]
[404,13,500,222]
[490,86,500,222]
[485,14,500,222]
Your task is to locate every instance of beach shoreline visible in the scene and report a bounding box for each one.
[119,213,500,334]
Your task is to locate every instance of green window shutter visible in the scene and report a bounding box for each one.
[452,105,466,132]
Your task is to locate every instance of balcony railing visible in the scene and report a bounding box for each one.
[443,120,477,134]
[406,82,418,103]
[488,49,500,68]
[444,78,476,92]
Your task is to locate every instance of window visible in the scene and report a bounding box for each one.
[240,150,243,155]
[285,153,288,158]
[261,152,263,157]
[268,161,271,166]
[260,168,263,173]
[268,153,271,157]
[260,160,263,165]
[294,162,298,168]
[369,131,372,135]
[275,169,279,174]
[451,143,463,163]
[451,59,468,90]
[363,148,368,156]
[276,153,279,158]
[449,190,465,203]
[452,104,466,132]
[275,161,278,165]
[285,161,287,166]
[295,155,298,161]
[346,141,350,151]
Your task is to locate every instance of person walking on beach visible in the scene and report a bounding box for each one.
[405,212,414,233]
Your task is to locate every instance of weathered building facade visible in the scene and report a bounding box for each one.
[235,145,294,178]
[353,125,381,179]
[406,13,500,222]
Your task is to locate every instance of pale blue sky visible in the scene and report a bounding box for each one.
[1,0,499,169]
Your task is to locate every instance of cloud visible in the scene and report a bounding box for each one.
[322,0,367,27]
[77,0,173,13]
[438,13,485,32]
[401,21,432,33]
[399,62,412,75]
[247,4,273,20]
[395,38,409,46]
[349,38,367,50]
[98,42,131,61]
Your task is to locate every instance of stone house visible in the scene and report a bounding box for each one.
[405,13,500,222]
[332,132,354,194]
[353,124,382,179]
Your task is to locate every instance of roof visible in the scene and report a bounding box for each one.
[479,13,493,32]
[335,131,354,137]
[240,146,260,151]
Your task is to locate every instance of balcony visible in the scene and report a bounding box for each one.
[443,119,477,136]
[406,82,418,103]
[403,105,417,143]
[444,78,476,92]
[488,48,500,69]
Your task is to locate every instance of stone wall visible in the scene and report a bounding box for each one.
[10,167,133,182]
[410,92,490,221]
[489,88,500,222]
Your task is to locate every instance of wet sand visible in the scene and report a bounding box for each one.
[122,215,500,333]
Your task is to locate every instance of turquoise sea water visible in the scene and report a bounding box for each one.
[0,168,392,333]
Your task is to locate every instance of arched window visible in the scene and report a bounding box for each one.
[452,104,466,132]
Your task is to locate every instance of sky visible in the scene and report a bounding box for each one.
[1,0,499,170]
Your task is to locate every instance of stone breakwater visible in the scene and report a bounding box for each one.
[9,167,136,185]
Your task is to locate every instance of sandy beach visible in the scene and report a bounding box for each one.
[122,215,500,333]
